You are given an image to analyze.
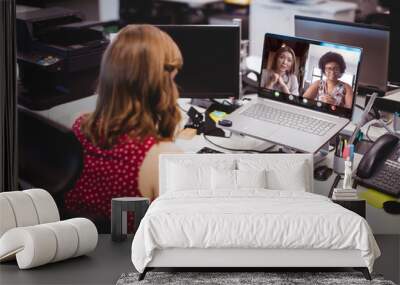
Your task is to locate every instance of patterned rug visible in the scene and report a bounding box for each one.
[116,271,396,285]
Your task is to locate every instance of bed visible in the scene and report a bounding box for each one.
[131,154,380,280]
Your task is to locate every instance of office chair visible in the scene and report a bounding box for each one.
[18,107,83,212]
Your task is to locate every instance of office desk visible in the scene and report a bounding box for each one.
[26,92,385,141]
[24,91,399,235]
[314,153,400,235]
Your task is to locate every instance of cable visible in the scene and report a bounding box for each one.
[210,98,233,106]
[365,118,399,142]
[355,104,365,111]
[221,99,233,106]
[203,134,277,153]
[365,123,375,142]
[349,92,378,145]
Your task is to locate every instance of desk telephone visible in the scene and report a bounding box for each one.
[354,133,400,197]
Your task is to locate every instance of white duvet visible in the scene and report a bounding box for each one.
[131,190,380,273]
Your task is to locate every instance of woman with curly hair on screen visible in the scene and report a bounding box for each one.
[64,25,183,232]
[303,51,353,108]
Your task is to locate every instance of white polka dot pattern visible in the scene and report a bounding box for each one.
[64,116,156,227]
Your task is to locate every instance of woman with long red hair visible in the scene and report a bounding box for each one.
[64,25,183,232]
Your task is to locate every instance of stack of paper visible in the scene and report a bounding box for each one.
[332,188,358,200]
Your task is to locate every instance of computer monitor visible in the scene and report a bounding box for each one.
[157,25,240,99]
[387,2,400,86]
[260,33,362,119]
[295,16,390,95]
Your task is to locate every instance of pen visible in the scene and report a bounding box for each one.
[355,130,363,146]
[335,135,340,156]
[337,139,343,157]
[342,145,349,160]
[349,144,354,162]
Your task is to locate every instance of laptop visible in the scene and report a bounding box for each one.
[221,33,363,153]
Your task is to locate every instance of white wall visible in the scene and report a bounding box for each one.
[98,0,119,21]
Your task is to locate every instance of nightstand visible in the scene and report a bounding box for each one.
[111,197,150,242]
[332,199,366,218]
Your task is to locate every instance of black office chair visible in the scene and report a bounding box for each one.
[18,107,83,213]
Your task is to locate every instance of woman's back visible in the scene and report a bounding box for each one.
[64,116,156,229]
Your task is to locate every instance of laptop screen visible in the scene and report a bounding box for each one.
[259,34,362,119]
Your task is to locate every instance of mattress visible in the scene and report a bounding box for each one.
[131,190,380,273]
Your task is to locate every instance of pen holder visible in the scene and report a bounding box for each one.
[333,155,345,174]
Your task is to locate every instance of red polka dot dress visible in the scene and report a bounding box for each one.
[64,116,156,228]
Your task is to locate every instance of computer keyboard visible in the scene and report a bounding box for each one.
[370,160,400,197]
[242,103,335,136]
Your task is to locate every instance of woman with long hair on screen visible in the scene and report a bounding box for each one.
[64,25,183,232]
[303,51,353,108]
[260,45,299,95]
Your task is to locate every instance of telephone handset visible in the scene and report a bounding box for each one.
[354,133,400,197]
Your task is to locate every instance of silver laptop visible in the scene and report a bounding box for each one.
[221,33,363,153]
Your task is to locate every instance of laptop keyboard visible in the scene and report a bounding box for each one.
[242,103,335,136]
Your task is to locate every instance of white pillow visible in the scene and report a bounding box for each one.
[167,163,212,191]
[211,168,237,190]
[166,158,236,192]
[211,169,268,190]
[236,169,267,189]
[238,158,310,191]
[266,164,307,191]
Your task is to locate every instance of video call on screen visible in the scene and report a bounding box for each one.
[259,37,362,118]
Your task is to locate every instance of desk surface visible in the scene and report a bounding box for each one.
[26,89,399,235]
[0,235,133,285]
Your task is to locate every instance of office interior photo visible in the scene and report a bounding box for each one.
[1,0,400,284]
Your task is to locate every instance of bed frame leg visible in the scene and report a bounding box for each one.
[138,268,148,281]
[354,267,371,280]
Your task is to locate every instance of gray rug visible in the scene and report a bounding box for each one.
[116,271,396,285]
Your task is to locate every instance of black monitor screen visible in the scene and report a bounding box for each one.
[157,25,240,99]
[388,3,400,86]
[295,16,390,93]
